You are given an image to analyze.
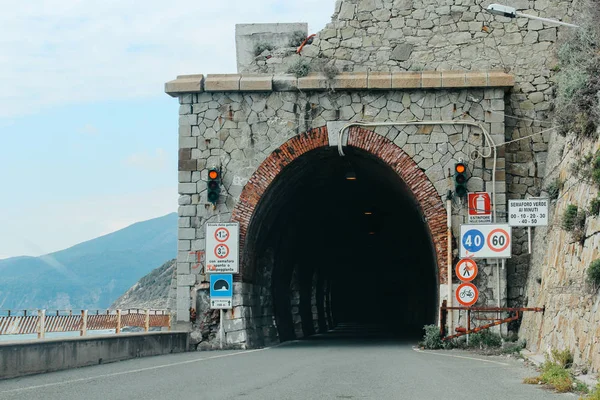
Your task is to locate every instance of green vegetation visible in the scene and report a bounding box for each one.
[420,324,443,349]
[562,205,585,231]
[524,349,592,394]
[590,198,600,216]
[468,329,502,349]
[289,31,307,47]
[554,1,600,138]
[287,58,311,78]
[587,259,600,289]
[551,348,574,368]
[546,178,564,200]
[254,41,274,56]
[581,383,600,400]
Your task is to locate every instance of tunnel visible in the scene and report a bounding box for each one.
[242,145,438,343]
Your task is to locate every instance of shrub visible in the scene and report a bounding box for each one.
[551,348,574,368]
[562,205,582,231]
[254,41,274,56]
[525,360,574,392]
[287,58,311,78]
[553,1,600,138]
[289,31,307,47]
[540,361,574,392]
[581,383,600,400]
[468,329,502,348]
[587,259,600,288]
[546,178,563,200]
[590,198,600,216]
[420,324,443,349]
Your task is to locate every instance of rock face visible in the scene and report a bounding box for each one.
[111,259,176,310]
[520,132,600,372]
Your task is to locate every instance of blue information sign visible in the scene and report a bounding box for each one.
[210,274,233,298]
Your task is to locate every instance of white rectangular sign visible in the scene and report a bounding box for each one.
[210,298,232,309]
[460,224,512,259]
[508,199,549,227]
[205,223,239,274]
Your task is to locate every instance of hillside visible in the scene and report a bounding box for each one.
[111,259,176,310]
[0,213,177,310]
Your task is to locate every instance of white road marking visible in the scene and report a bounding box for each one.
[0,347,271,394]
[412,347,510,366]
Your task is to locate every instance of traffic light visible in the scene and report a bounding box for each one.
[207,167,221,205]
[454,162,468,198]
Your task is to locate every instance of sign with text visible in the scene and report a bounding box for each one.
[468,192,492,224]
[205,223,239,274]
[508,199,549,227]
[210,274,233,310]
[460,224,512,259]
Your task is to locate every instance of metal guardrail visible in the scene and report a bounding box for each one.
[0,309,171,339]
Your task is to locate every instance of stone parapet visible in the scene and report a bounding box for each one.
[165,71,514,95]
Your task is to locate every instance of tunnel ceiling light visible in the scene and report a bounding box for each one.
[368,232,376,235]
[345,170,357,180]
[364,211,373,215]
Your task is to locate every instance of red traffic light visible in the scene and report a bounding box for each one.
[455,163,466,174]
[208,169,219,180]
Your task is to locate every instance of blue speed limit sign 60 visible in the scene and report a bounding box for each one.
[462,229,484,253]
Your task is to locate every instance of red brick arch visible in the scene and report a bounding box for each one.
[231,126,448,284]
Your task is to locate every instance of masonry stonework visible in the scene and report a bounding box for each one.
[237,0,575,308]
[167,71,513,347]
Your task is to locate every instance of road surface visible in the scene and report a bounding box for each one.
[0,324,571,400]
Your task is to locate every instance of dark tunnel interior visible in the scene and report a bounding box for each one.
[245,146,438,342]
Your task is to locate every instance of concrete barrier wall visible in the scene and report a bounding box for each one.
[0,332,189,380]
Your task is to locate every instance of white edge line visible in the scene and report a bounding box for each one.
[1,347,272,394]
[412,347,510,366]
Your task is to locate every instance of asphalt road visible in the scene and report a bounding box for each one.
[0,324,572,400]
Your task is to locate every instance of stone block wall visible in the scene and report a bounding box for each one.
[236,0,576,307]
[167,71,513,346]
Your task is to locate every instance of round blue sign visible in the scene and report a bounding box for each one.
[462,229,485,253]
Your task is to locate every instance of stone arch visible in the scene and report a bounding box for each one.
[231,126,448,284]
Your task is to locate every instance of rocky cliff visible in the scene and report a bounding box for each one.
[520,131,600,371]
[111,259,176,310]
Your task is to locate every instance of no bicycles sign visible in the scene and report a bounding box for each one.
[459,224,512,259]
[456,282,479,307]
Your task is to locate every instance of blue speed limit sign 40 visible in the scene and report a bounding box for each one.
[460,224,512,259]
[462,229,484,252]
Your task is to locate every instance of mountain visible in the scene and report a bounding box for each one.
[111,259,176,310]
[0,213,177,310]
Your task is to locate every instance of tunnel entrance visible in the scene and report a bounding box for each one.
[234,128,442,344]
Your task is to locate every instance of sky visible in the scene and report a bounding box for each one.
[0,0,333,259]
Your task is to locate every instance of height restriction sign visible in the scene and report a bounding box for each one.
[205,223,239,274]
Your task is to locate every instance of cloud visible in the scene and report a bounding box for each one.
[124,148,168,172]
[0,0,334,118]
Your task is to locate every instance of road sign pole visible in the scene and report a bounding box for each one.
[220,309,224,350]
[446,195,453,335]
[527,226,532,254]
